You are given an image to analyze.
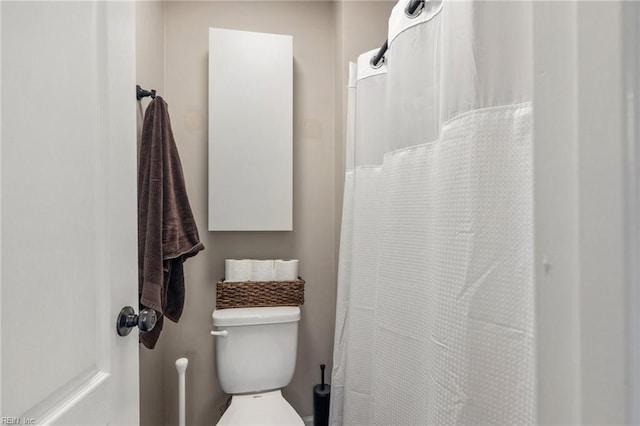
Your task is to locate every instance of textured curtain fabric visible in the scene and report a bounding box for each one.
[330,1,534,424]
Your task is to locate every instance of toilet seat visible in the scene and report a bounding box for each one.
[217,390,304,426]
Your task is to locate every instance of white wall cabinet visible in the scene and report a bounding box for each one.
[208,28,293,231]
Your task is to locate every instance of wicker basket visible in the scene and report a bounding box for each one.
[216,278,305,309]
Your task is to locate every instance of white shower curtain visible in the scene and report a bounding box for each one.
[331,1,534,425]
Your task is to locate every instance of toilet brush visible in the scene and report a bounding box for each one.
[175,358,188,426]
[313,364,331,426]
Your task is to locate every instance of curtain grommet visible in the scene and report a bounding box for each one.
[370,55,385,69]
[405,0,425,18]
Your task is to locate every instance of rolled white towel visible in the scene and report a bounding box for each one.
[225,259,251,282]
[251,259,275,281]
[274,259,299,281]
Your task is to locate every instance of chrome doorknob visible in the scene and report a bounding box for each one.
[116,306,157,336]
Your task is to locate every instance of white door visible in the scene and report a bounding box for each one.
[1,1,139,424]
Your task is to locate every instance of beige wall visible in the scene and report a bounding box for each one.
[162,2,336,424]
[136,1,392,424]
[135,2,166,426]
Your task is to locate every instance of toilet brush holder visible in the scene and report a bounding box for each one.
[313,364,331,426]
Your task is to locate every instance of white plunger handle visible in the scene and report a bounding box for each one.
[175,358,188,426]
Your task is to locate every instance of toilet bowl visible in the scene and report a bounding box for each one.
[217,390,303,426]
[212,306,304,426]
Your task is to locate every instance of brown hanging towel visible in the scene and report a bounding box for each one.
[138,96,204,349]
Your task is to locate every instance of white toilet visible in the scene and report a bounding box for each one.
[212,306,304,426]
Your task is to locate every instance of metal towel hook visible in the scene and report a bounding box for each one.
[136,85,157,101]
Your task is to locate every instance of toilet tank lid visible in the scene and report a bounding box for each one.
[212,306,300,326]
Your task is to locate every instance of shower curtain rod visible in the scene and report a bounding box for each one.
[370,0,425,69]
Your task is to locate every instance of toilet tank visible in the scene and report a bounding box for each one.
[212,306,300,395]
